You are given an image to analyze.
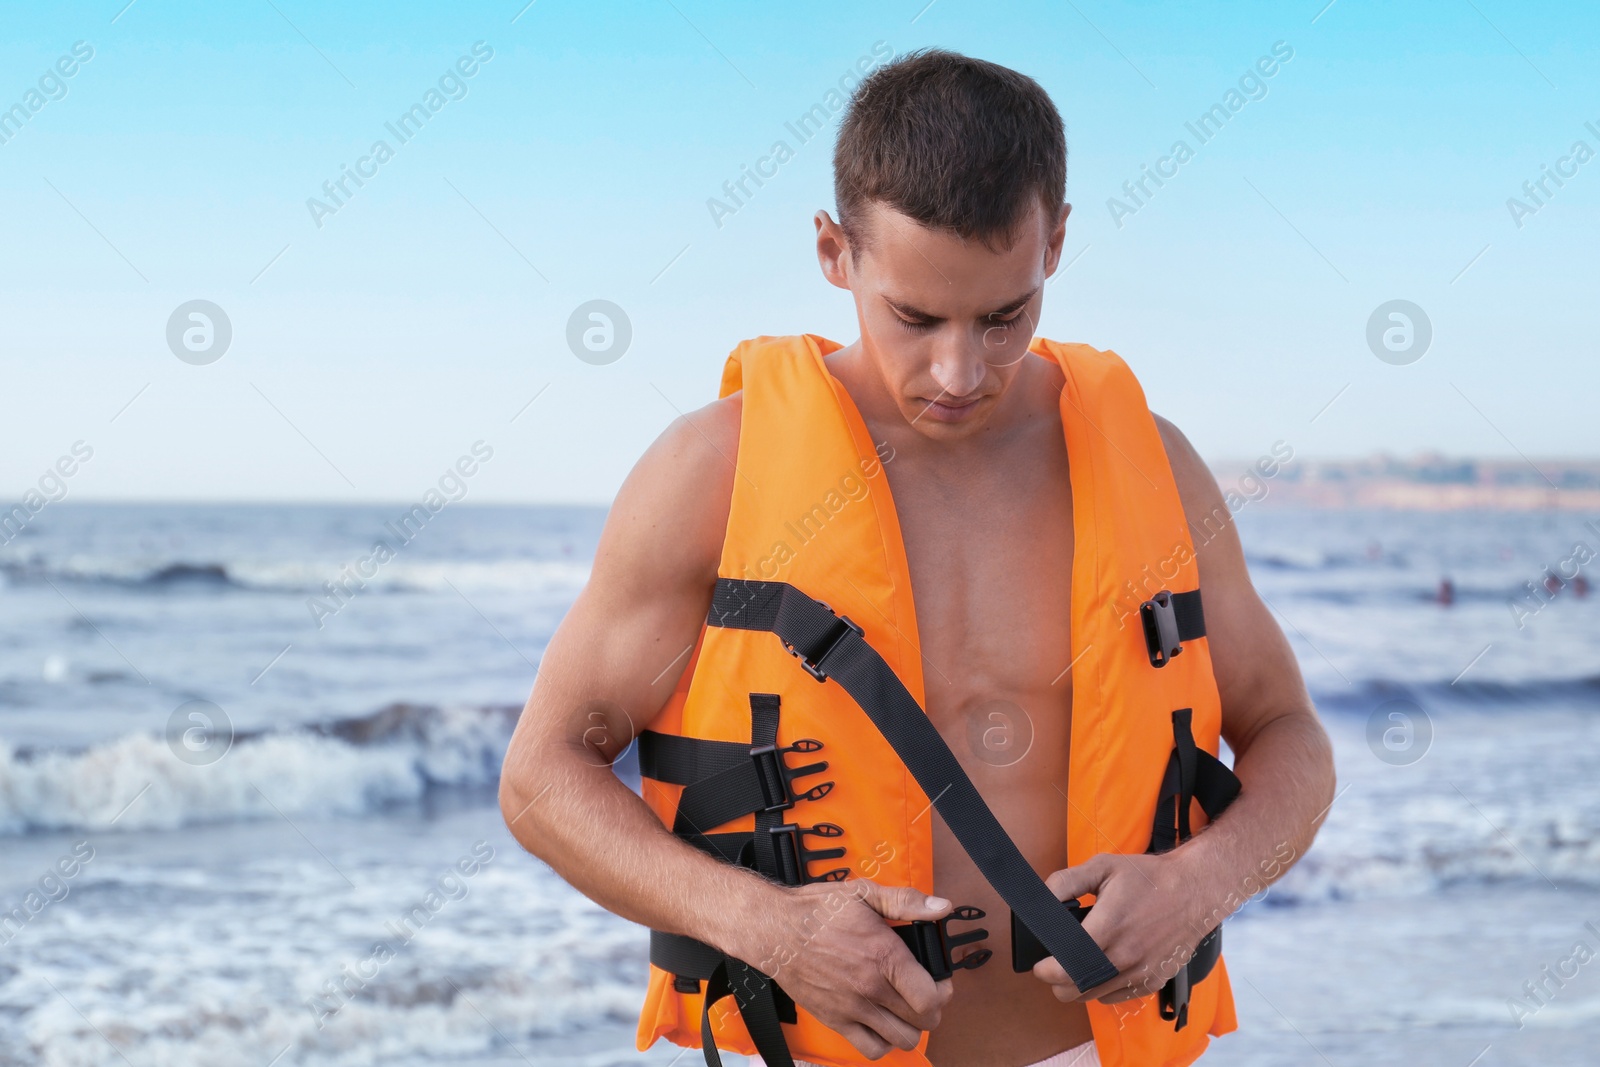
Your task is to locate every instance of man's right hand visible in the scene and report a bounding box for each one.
[734,879,956,1060]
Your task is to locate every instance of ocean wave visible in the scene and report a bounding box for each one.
[1266,812,1600,902]
[4,702,1596,905]
[2,900,649,1066]
[0,703,522,836]
[1312,674,1600,711]
[1246,547,1410,571]
[0,556,592,596]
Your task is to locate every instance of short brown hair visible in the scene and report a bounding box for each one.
[833,49,1066,250]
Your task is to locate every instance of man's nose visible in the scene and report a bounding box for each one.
[928,337,987,398]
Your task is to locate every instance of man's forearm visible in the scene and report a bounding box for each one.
[1173,708,1335,933]
[500,736,783,962]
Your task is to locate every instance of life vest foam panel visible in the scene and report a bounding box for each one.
[635,335,1236,1067]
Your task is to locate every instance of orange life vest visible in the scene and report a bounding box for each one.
[634,334,1239,1067]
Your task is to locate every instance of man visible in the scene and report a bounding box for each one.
[499,49,1334,1067]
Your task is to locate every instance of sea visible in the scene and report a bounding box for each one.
[0,502,1596,1066]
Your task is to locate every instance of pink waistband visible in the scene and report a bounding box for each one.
[779,1039,1099,1067]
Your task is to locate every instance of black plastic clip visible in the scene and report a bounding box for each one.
[1159,956,1191,1029]
[895,905,992,981]
[768,821,848,886]
[1140,591,1183,668]
[783,604,864,682]
[1010,898,1092,972]
[749,738,833,813]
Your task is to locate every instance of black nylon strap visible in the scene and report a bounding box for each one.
[1170,589,1206,641]
[700,959,796,1067]
[638,731,750,784]
[1146,707,1241,1031]
[1149,713,1240,855]
[749,694,784,884]
[652,929,726,979]
[679,830,755,866]
[1192,755,1242,821]
[1173,709,1197,843]
[707,578,1120,993]
[670,758,771,837]
[638,729,771,836]
[1012,905,1222,987]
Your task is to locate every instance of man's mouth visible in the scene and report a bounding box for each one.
[917,394,985,422]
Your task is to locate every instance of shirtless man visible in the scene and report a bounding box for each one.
[499,49,1335,1067]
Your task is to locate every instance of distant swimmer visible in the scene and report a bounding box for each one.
[1575,574,1591,598]
[1544,570,1564,598]
[1437,577,1455,606]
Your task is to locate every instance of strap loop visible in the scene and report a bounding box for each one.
[1139,589,1206,668]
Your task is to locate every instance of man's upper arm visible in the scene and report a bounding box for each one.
[518,393,741,761]
[1153,414,1315,754]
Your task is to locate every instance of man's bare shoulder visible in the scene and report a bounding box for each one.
[1151,413,1236,557]
[1151,414,1209,501]
[598,392,741,584]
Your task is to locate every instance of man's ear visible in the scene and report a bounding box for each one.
[815,210,853,291]
[1043,202,1072,278]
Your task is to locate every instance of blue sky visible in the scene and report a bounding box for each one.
[1,0,1595,502]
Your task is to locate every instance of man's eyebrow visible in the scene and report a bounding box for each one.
[985,289,1038,317]
[883,289,1038,321]
[883,296,939,320]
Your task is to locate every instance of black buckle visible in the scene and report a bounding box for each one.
[894,905,992,981]
[749,738,833,813]
[1159,960,1191,1029]
[1140,590,1183,668]
[767,822,848,886]
[782,604,864,682]
[1010,898,1092,972]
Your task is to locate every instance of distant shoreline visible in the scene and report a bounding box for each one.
[1209,455,1600,511]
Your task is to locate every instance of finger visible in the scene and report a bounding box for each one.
[1043,854,1113,904]
[1061,961,1164,1005]
[1037,960,1141,1004]
[1029,928,1118,993]
[852,879,952,923]
[879,944,947,1031]
[1035,876,1127,993]
[835,1019,894,1061]
[854,988,926,1053]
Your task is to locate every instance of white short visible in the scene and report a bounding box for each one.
[756,1038,1100,1067]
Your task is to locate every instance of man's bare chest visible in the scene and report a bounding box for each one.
[882,441,1076,712]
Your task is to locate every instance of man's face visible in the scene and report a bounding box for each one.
[816,199,1069,440]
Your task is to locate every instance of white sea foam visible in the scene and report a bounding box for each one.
[1,554,592,596]
[0,705,518,836]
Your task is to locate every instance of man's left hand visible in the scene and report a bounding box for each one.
[1029,849,1228,1005]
